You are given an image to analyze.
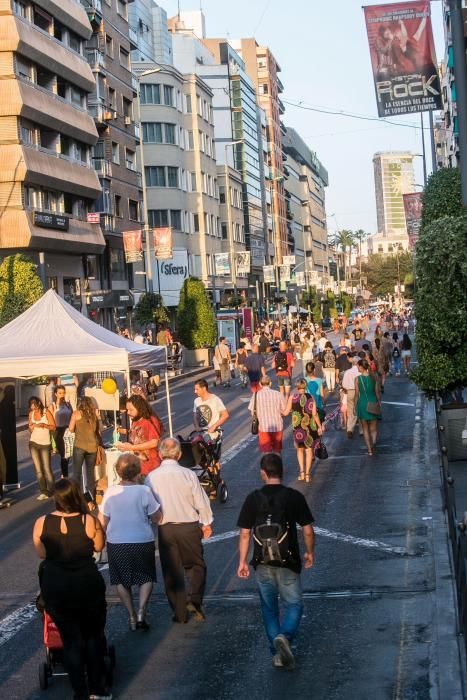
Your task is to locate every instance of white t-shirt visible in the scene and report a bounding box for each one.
[100,484,160,544]
[193,394,226,431]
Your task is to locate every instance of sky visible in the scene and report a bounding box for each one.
[160,0,445,236]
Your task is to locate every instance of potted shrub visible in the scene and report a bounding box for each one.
[176,278,217,367]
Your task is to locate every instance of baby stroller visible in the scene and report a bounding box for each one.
[38,610,116,691]
[166,342,183,377]
[178,429,228,503]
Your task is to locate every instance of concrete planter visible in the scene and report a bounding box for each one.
[183,348,212,369]
[439,404,467,461]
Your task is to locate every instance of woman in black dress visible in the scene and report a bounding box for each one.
[32,479,109,700]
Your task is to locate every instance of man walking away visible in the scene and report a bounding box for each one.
[249,376,285,454]
[244,344,267,393]
[214,337,232,387]
[146,438,213,623]
[272,341,295,398]
[342,354,360,438]
[237,453,315,670]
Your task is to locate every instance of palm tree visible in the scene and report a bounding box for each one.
[354,229,369,289]
[330,229,354,282]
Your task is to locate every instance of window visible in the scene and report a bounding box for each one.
[185,94,192,113]
[123,98,132,121]
[170,210,181,230]
[198,131,205,152]
[36,67,54,90]
[16,56,32,81]
[140,84,161,104]
[167,167,179,188]
[111,142,120,164]
[196,95,202,115]
[13,0,27,18]
[148,210,169,227]
[119,47,130,70]
[165,123,176,144]
[68,31,82,54]
[194,214,199,232]
[53,20,64,41]
[145,166,165,187]
[125,149,135,170]
[187,131,194,150]
[117,0,127,19]
[191,172,197,191]
[21,122,34,145]
[128,199,139,221]
[163,85,173,106]
[108,87,116,110]
[70,86,83,108]
[110,248,126,281]
[114,195,122,217]
[33,6,51,33]
[221,223,228,240]
[219,186,226,204]
[39,128,57,151]
[142,122,162,143]
[105,35,113,58]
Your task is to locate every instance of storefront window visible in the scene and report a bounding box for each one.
[110,248,127,281]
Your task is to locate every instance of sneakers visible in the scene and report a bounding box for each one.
[272,654,283,669]
[273,634,295,670]
[187,602,206,621]
[37,494,49,501]
[89,694,112,700]
[347,431,353,439]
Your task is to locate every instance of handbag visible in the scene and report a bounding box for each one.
[360,376,382,416]
[314,439,328,460]
[251,392,259,435]
[63,428,75,459]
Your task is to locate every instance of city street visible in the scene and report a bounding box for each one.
[0,346,462,699]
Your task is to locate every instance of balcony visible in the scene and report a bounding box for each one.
[85,49,105,71]
[131,75,138,93]
[101,214,115,232]
[134,124,140,142]
[92,158,112,178]
[88,103,111,129]
[278,98,285,115]
[277,76,284,93]
[128,26,138,50]
[82,0,102,26]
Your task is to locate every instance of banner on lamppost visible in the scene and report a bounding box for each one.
[295,271,306,287]
[242,307,253,340]
[364,1,442,117]
[236,251,251,274]
[214,253,230,276]
[263,265,275,283]
[283,255,296,266]
[122,230,143,263]
[280,265,291,282]
[403,192,423,249]
[153,227,173,260]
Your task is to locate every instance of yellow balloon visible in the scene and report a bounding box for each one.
[101,378,117,395]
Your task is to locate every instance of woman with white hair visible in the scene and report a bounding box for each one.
[99,453,162,630]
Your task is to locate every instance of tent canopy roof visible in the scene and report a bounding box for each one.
[0,289,165,378]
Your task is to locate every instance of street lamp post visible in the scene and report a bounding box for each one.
[134,66,161,294]
[224,141,243,300]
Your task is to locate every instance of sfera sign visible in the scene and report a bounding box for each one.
[157,249,189,307]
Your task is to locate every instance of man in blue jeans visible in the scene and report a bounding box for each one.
[237,453,315,669]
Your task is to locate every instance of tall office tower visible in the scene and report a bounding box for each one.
[373,152,415,237]
[81,0,143,328]
[0,0,105,307]
[128,0,172,65]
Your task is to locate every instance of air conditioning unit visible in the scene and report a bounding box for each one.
[124,116,132,125]
[103,111,113,120]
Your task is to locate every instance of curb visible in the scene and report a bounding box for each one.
[15,365,212,434]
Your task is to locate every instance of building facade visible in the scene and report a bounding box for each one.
[81,0,143,328]
[373,151,415,239]
[0,0,105,306]
[128,0,172,65]
[282,127,329,284]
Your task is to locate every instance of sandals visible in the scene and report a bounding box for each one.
[298,472,305,481]
[305,474,312,483]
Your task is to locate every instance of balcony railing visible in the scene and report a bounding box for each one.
[101,214,115,232]
[85,49,105,70]
[131,75,138,92]
[134,124,140,141]
[128,26,138,49]
[92,158,112,178]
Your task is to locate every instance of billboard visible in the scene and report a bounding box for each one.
[157,249,189,307]
[214,253,230,276]
[403,191,423,249]
[153,227,173,260]
[263,265,275,283]
[236,251,251,274]
[364,1,442,117]
[122,230,143,263]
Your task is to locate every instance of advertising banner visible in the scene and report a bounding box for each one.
[87,212,100,224]
[236,251,251,275]
[157,248,189,307]
[283,255,296,266]
[122,230,143,263]
[214,253,230,276]
[242,307,253,341]
[295,271,306,287]
[364,1,442,117]
[153,227,173,260]
[280,265,291,283]
[403,191,423,249]
[263,265,275,283]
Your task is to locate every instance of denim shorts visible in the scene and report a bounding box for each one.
[276,374,291,387]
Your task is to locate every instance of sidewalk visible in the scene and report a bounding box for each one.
[15,365,211,433]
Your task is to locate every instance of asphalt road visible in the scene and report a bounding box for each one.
[0,332,449,700]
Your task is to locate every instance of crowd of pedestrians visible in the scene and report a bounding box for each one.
[28,306,414,696]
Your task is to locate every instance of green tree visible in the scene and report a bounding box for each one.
[134,293,169,330]
[176,277,217,349]
[301,287,321,322]
[361,252,413,298]
[0,254,43,327]
[411,215,467,397]
[326,290,338,318]
[341,292,353,317]
[421,167,463,230]
[330,229,354,281]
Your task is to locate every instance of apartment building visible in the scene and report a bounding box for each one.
[128,0,172,65]
[81,0,143,328]
[282,127,329,282]
[0,0,105,307]
[233,39,289,263]
[137,63,229,303]
[216,164,246,301]
[373,152,415,239]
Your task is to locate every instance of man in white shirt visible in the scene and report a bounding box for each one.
[249,376,286,454]
[193,379,229,438]
[146,437,213,623]
[342,354,361,438]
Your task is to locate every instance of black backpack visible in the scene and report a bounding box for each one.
[253,489,293,566]
[275,351,288,372]
[393,346,400,358]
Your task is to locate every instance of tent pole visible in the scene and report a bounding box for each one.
[125,360,131,398]
[165,372,173,437]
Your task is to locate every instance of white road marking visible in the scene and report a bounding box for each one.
[382,401,415,407]
[313,527,408,556]
[221,434,257,464]
[0,603,37,648]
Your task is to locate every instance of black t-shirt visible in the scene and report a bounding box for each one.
[352,327,363,340]
[258,336,269,353]
[335,354,352,373]
[237,485,314,573]
[244,353,265,379]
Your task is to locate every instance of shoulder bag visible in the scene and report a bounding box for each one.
[360,376,381,416]
[251,391,259,435]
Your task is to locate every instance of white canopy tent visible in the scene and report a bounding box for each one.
[0,289,166,379]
